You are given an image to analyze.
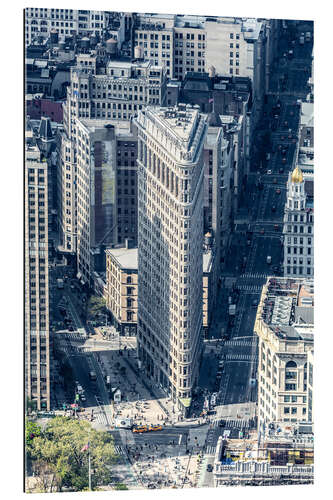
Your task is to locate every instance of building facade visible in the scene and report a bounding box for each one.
[282,166,314,278]
[135,104,208,413]
[255,277,314,429]
[105,244,138,336]
[25,132,50,411]
[25,8,111,46]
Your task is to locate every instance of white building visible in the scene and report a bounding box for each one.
[134,14,268,125]
[25,130,50,411]
[255,277,314,429]
[135,104,208,415]
[25,8,111,45]
[282,166,314,278]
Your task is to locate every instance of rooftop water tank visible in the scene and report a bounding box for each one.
[106,38,117,55]
[134,45,144,59]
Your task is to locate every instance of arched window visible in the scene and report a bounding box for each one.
[285,360,297,381]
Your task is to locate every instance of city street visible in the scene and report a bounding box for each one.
[196,20,313,461]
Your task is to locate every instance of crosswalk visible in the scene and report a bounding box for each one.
[236,285,262,293]
[211,418,251,429]
[225,353,258,362]
[114,445,126,457]
[224,340,254,348]
[240,273,268,279]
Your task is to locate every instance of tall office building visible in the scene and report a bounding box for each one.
[135,104,208,415]
[282,166,314,278]
[58,58,166,257]
[25,130,50,411]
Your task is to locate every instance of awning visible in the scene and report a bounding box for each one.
[179,397,192,408]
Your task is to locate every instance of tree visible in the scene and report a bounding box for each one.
[26,416,118,492]
[25,420,42,453]
[86,296,107,321]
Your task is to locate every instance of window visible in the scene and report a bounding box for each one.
[284,395,290,402]
[291,407,297,414]
[284,407,290,414]
[285,383,297,391]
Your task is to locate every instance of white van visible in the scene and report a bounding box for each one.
[77,385,84,395]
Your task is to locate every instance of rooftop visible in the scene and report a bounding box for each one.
[258,277,314,342]
[78,118,133,136]
[203,250,213,273]
[105,247,138,270]
[300,102,314,128]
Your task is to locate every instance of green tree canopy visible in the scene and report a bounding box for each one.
[26,416,117,492]
[87,296,107,320]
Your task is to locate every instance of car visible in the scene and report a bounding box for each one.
[274,224,280,231]
[273,178,277,184]
[273,266,279,273]
[148,425,163,432]
[133,426,148,433]
[279,167,284,174]
[267,169,272,175]
[276,188,281,194]
[80,394,86,402]
[260,228,265,235]
[271,205,276,212]
[207,464,213,472]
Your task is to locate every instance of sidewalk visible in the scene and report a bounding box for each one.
[97,348,175,428]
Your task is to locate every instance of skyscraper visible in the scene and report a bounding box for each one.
[283,166,314,278]
[135,104,208,415]
[25,130,50,411]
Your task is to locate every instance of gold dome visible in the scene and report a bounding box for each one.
[291,166,303,183]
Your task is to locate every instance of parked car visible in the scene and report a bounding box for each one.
[267,169,272,175]
[207,464,213,472]
[133,426,148,433]
[276,188,281,194]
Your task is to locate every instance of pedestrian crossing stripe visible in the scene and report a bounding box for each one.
[224,340,254,347]
[236,285,262,292]
[225,354,258,361]
[239,273,268,278]
[211,418,251,429]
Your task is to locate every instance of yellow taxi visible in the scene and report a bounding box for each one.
[132,426,148,433]
[148,425,163,432]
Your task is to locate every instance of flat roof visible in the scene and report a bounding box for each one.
[259,277,314,341]
[146,105,201,143]
[301,102,314,127]
[203,250,213,273]
[106,247,138,270]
